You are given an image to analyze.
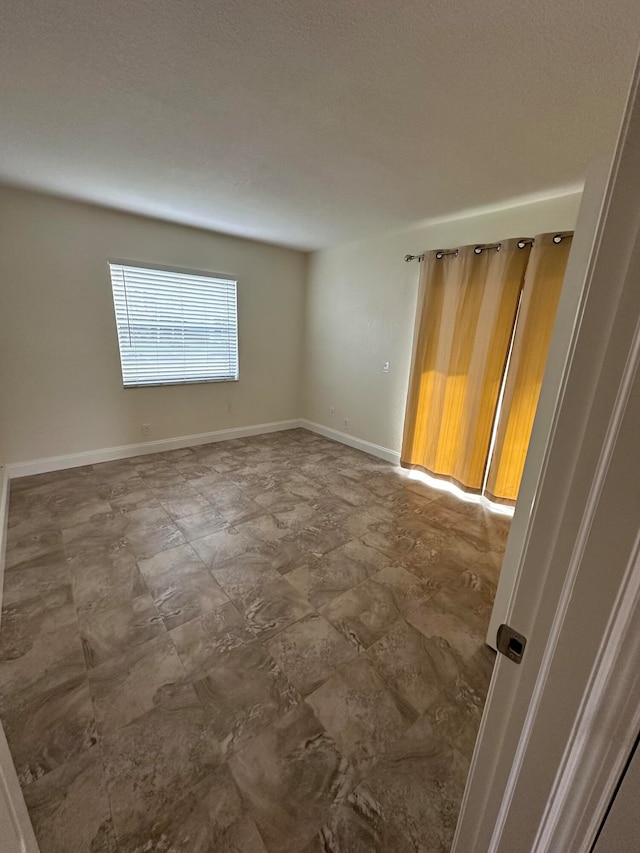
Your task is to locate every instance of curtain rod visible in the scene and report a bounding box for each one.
[404,234,565,263]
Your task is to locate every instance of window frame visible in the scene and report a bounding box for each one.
[108,258,240,389]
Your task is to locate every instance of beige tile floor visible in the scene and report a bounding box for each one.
[0,429,509,853]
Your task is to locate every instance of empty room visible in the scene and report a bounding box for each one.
[2,2,640,852]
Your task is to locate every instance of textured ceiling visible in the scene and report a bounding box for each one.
[1,1,639,250]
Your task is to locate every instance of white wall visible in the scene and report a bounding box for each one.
[303,191,583,453]
[0,187,307,464]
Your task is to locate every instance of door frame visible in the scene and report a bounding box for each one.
[453,51,640,852]
[0,468,40,852]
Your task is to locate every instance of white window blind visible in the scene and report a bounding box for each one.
[108,262,239,388]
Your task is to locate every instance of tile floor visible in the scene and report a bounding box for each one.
[0,429,509,853]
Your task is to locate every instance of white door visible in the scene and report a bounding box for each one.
[593,738,640,853]
[454,49,640,852]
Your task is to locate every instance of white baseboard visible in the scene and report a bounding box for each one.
[0,467,9,623]
[5,419,303,480]
[3,417,400,481]
[301,419,401,465]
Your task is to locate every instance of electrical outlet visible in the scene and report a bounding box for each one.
[343,418,349,429]
[383,361,390,373]
[141,424,151,437]
[330,407,335,416]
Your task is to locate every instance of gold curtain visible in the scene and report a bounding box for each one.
[401,239,531,493]
[485,232,573,504]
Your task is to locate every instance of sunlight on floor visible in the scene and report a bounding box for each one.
[405,469,515,518]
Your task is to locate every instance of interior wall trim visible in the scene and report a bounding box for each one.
[301,419,401,465]
[3,418,402,481]
[530,308,640,852]
[0,467,9,623]
[4,419,303,480]
[0,469,40,852]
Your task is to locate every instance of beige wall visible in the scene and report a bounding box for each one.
[303,191,583,453]
[0,185,585,466]
[0,187,307,464]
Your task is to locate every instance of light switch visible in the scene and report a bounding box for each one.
[383,361,390,373]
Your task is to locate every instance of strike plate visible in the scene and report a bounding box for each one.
[497,623,527,664]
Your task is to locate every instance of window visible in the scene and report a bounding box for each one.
[108,261,239,387]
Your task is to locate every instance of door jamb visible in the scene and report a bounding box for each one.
[453,52,640,853]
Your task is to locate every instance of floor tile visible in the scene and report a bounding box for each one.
[169,602,255,677]
[88,634,187,735]
[136,466,187,492]
[229,704,352,853]
[193,640,301,754]
[104,481,161,513]
[295,519,353,558]
[9,466,94,496]
[1,551,70,609]
[0,621,85,703]
[285,547,373,610]
[404,584,493,662]
[250,533,312,574]
[310,714,464,853]
[2,431,508,852]
[5,498,58,541]
[123,506,187,559]
[137,542,229,629]
[2,676,98,787]
[78,593,165,668]
[69,545,147,616]
[258,492,317,530]
[175,506,228,541]
[320,577,402,651]
[339,537,393,572]
[93,458,140,485]
[0,587,76,652]
[23,746,117,853]
[266,613,356,696]
[235,511,290,543]
[53,492,113,529]
[360,524,425,566]
[203,484,264,525]
[116,764,267,853]
[235,576,314,640]
[103,687,223,840]
[191,525,255,568]
[366,620,460,716]
[61,513,127,562]
[170,457,218,481]
[4,529,64,571]
[369,563,439,616]
[150,481,213,520]
[306,656,416,768]
[211,551,283,600]
[187,470,233,495]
